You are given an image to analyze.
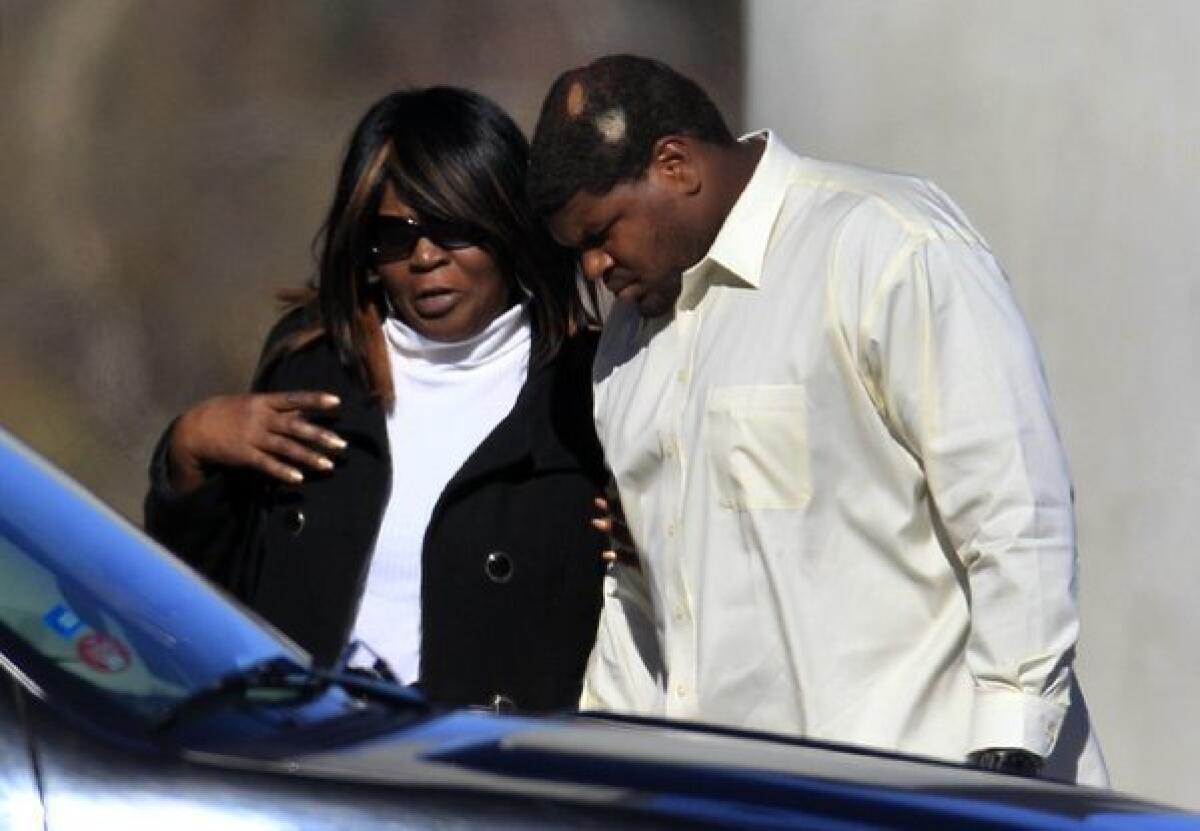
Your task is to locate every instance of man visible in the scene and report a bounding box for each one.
[528,54,1108,784]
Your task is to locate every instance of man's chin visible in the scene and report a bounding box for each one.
[629,277,683,319]
[634,293,674,318]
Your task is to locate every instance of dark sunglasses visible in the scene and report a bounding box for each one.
[368,215,482,265]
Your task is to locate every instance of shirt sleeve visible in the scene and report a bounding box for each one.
[143,307,310,590]
[863,236,1078,758]
[143,419,258,587]
[579,562,667,714]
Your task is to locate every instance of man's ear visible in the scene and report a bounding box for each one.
[648,136,701,195]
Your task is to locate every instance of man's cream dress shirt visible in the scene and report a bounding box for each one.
[583,132,1108,785]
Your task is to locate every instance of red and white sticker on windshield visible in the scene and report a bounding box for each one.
[77,632,132,673]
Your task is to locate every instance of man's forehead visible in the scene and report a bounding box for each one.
[549,188,615,244]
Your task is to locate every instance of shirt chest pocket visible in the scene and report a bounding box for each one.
[703,385,811,511]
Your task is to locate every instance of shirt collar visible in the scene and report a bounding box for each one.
[679,130,795,309]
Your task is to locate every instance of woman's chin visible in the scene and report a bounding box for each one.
[405,311,487,343]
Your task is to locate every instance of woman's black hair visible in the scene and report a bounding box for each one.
[285,86,579,403]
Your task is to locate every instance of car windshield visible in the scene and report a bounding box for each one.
[0,432,315,732]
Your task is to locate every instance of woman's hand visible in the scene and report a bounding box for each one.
[167,391,345,493]
[590,478,639,568]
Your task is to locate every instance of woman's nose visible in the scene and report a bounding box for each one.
[409,235,448,268]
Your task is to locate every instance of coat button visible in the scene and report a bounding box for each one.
[484,551,513,583]
[489,694,516,713]
[284,508,306,536]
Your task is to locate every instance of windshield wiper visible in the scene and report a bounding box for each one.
[332,639,399,683]
[323,639,427,709]
[151,654,428,734]
[151,656,324,733]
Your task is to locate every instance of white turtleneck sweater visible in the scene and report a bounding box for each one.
[350,302,531,683]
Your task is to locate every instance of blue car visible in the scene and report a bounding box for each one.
[0,427,1194,829]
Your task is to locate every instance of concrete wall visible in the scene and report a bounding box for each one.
[745,0,1199,808]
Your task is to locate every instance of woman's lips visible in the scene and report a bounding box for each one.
[412,288,459,317]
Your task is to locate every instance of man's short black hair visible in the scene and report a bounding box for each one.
[527,54,735,217]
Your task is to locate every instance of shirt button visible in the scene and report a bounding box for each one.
[666,522,677,539]
[674,683,688,698]
[672,605,687,623]
[675,369,688,384]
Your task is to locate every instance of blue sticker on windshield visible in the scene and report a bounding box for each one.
[44,604,85,639]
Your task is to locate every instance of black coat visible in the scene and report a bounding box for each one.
[145,310,608,713]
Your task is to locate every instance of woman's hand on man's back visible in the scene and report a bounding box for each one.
[591,477,639,569]
[167,391,344,493]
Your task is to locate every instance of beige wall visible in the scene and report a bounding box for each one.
[745,0,1200,808]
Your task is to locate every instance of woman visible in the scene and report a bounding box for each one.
[145,87,607,713]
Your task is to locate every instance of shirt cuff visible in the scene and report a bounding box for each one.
[969,688,1066,759]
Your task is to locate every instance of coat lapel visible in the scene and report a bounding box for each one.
[439,355,581,505]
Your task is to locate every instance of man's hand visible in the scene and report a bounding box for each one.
[168,391,344,492]
[967,748,1044,777]
[591,478,639,568]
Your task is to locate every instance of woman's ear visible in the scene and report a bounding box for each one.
[648,135,701,195]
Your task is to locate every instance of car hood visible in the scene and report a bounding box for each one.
[187,710,1194,829]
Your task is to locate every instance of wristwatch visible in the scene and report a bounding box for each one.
[967,748,1044,777]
